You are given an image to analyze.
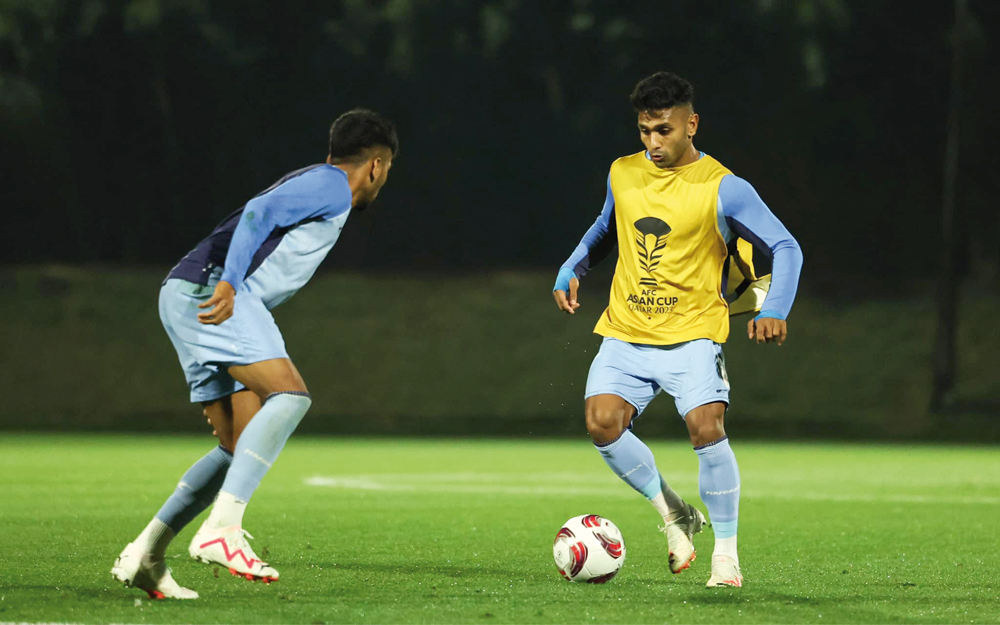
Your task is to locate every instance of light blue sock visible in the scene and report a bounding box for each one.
[155,445,233,532]
[595,430,663,499]
[695,436,740,538]
[220,392,312,501]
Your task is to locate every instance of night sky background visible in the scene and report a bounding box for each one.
[3,1,998,294]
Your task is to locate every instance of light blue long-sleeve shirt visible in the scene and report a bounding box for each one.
[167,164,352,309]
[559,163,803,320]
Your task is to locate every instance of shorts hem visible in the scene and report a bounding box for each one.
[584,389,645,416]
[190,390,235,404]
[189,382,249,404]
[228,351,290,367]
[679,396,730,419]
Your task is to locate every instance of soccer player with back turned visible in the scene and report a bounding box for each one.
[553,72,803,587]
[111,109,398,599]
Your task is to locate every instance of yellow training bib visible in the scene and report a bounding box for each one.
[594,152,734,345]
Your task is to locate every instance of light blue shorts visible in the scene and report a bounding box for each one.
[585,337,730,419]
[159,278,288,403]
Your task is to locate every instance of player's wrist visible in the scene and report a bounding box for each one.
[553,267,578,292]
[754,310,785,321]
[217,274,240,292]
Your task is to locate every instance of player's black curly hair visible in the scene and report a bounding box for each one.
[328,108,399,163]
[630,72,695,112]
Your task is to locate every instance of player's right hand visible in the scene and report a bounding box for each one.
[197,280,236,325]
[553,268,581,315]
[747,315,788,345]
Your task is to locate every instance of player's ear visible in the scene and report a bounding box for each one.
[687,112,699,138]
[369,157,380,183]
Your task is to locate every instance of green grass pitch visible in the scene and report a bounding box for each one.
[1,435,997,624]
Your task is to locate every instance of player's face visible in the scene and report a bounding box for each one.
[637,107,698,168]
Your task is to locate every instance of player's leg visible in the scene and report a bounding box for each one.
[131,391,261,541]
[203,357,309,528]
[675,341,742,587]
[587,394,690,513]
[112,393,264,597]
[191,357,310,582]
[686,402,742,587]
[204,389,262,452]
[112,282,254,599]
[584,338,704,573]
[150,390,261,540]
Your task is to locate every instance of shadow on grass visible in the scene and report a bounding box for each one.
[686,591,753,605]
[9,585,133,600]
[316,560,521,578]
[13,578,304,603]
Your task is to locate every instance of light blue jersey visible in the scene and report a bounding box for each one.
[167,164,352,309]
[162,164,352,402]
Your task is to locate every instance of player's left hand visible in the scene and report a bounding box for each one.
[748,317,787,345]
[197,280,236,325]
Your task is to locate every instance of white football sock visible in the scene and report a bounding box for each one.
[650,492,678,524]
[135,518,174,560]
[714,535,738,561]
[206,491,247,529]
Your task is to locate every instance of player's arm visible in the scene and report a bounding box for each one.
[718,175,804,345]
[198,171,346,325]
[553,174,618,314]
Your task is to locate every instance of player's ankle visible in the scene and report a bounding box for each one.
[135,518,175,558]
[206,491,247,529]
[714,535,739,561]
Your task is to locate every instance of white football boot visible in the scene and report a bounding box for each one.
[660,502,707,574]
[706,554,743,587]
[188,522,279,582]
[111,542,198,599]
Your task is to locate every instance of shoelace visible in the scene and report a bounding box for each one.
[231,528,270,566]
[658,516,690,534]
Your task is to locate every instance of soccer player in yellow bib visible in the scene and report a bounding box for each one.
[553,72,803,588]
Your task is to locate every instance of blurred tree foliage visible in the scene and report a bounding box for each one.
[1,0,996,291]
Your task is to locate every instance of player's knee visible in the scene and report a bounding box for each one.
[585,405,626,443]
[685,412,726,447]
[217,436,235,454]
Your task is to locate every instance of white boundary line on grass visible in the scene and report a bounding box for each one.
[304,474,1000,505]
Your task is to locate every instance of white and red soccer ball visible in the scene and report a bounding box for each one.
[552,514,626,583]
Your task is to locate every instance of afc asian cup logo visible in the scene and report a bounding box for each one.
[633,217,671,287]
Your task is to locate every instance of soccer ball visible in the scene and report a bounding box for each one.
[552,514,626,583]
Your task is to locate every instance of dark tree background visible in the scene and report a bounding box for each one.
[2,0,997,292]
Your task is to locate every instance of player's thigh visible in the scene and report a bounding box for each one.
[584,338,659,430]
[651,339,730,417]
[163,280,296,403]
[656,340,730,443]
[228,357,308,400]
[160,280,243,404]
[221,290,302,400]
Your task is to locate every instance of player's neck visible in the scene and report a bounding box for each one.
[672,144,701,168]
[330,163,369,208]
